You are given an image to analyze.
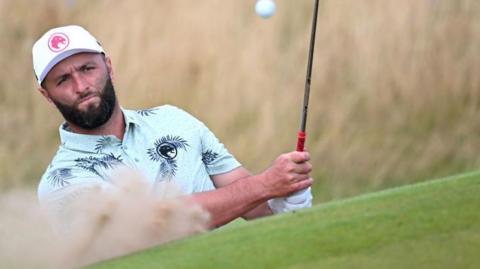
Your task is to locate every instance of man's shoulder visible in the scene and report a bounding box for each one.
[126,105,201,124]
[133,104,190,115]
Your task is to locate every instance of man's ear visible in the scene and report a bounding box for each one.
[37,87,54,105]
[105,56,114,81]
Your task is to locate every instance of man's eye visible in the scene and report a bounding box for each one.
[57,77,67,86]
[82,65,95,71]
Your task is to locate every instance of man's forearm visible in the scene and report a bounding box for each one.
[189,174,270,228]
[242,202,273,220]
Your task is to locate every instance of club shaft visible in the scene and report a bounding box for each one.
[300,0,320,133]
[297,0,320,152]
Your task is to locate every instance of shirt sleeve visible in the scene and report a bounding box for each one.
[198,120,241,175]
[38,166,108,202]
[38,166,112,234]
[170,106,242,175]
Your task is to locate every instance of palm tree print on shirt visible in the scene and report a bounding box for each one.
[94,136,121,153]
[74,153,123,180]
[136,108,158,117]
[202,150,219,166]
[147,135,189,179]
[47,168,74,187]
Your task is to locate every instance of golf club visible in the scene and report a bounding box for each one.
[284,0,319,205]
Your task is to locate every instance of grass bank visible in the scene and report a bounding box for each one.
[89,171,480,269]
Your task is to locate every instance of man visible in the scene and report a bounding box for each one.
[33,25,313,229]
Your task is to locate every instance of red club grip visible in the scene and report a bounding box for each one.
[296,131,306,152]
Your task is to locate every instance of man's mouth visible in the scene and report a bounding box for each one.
[77,94,99,107]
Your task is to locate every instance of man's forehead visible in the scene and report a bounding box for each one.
[47,53,103,76]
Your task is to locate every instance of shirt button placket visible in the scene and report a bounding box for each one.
[121,144,140,166]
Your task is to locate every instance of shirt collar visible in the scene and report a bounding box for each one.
[59,107,140,153]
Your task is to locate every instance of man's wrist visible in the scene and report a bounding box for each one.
[248,173,275,201]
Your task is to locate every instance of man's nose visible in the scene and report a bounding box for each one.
[71,72,89,93]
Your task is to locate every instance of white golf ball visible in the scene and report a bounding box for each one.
[255,0,276,18]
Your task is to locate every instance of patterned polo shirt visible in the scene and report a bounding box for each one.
[38,105,241,203]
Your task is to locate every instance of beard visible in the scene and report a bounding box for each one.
[52,76,117,130]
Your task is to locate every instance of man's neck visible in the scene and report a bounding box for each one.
[66,104,126,141]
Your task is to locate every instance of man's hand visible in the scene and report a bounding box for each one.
[258,151,313,199]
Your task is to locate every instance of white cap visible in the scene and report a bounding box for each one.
[32,25,105,85]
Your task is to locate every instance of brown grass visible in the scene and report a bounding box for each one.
[1,0,479,200]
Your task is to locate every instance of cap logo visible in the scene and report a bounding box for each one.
[48,32,69,52]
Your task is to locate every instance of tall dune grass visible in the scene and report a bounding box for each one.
[1,0,479,201]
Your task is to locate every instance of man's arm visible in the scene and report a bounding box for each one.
[211,166,274,220]
[190,151,312,228]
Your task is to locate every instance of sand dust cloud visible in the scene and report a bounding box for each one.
[0,169,210,268]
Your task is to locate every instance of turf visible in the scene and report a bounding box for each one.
[87,171,480,269]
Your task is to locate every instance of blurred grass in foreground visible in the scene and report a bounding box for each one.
[0,0,479,201]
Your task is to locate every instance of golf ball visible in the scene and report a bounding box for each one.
[255,0,276,18]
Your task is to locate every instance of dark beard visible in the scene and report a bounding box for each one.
[53,76,117,130]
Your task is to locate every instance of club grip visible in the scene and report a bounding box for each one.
[296,131,306,152]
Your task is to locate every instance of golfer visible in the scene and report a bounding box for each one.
[33,25,313,228]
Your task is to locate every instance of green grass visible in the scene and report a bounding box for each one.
[88,171,480,269]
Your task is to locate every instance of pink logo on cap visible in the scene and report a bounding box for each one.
[48,32,69,52]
